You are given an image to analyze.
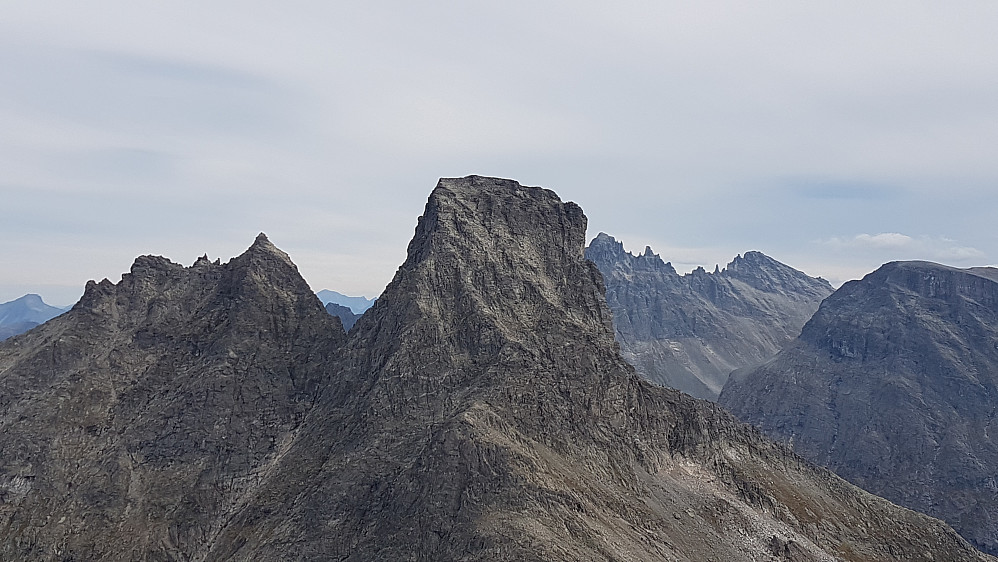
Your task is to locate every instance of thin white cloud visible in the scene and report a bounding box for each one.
[822,233,985,263]
[2,2,998,304]
[853,232,913,249]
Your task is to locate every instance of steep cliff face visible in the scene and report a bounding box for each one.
[720,260,998,554]
[0,179,991,561]
[587,233,832,399]
[0,234,345,560]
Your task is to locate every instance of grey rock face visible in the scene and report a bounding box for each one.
[0,294,66,341]
[206,177,988,561]
[587,232,832,399]
[324,301,359,330]
[0,179,991,561]
[720,260,998,554]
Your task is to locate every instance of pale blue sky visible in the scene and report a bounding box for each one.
[3,2,997,306]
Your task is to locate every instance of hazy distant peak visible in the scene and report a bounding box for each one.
[0,293,67,339]
[316,290,376,314]
[16,293,44,305]
[586,232,626,259]
[585,233,675,275]
[837,259,998,309]
[722,249,833,296]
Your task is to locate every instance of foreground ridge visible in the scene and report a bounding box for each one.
[0,177,991,561]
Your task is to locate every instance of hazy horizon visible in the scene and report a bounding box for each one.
[4,3,997,306]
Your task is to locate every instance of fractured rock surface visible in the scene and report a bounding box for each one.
[721,260,998,554]
[0,235,345,560]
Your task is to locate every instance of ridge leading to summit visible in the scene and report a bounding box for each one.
[0,235,345,560]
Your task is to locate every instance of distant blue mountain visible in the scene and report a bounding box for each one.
[316,290,376,314]
[0,294,67,341]
[324,302,360,331]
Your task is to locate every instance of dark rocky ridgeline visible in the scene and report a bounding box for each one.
[325,301,360,331]
[0,234,346,560]
[720,260,998,554]
[200,176,986,561]
[0,178,992,561]
[586,233,832,400]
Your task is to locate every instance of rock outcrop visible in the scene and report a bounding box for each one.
[587,233,832,399]
[720,260,998,554]
[0,178,991,561]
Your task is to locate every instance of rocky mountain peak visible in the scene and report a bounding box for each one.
[75,234,336,345]
[722,250,832,298]
[585,232,677,276]
[241,231,297,268]
[351,175,617,388]
[1,178,992,561]
[587,236,834,399]
[0,234,344,560]
[799,260,998,361]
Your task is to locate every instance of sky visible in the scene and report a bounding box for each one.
[2,2,997,306]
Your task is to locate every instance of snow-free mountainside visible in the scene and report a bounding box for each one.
[587,233,832,400]
[0,176,991,561]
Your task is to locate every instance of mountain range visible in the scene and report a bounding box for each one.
[0,176,991,560]
[587,233,833,400]
[316,289,376,313]
[720,260,998,554]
